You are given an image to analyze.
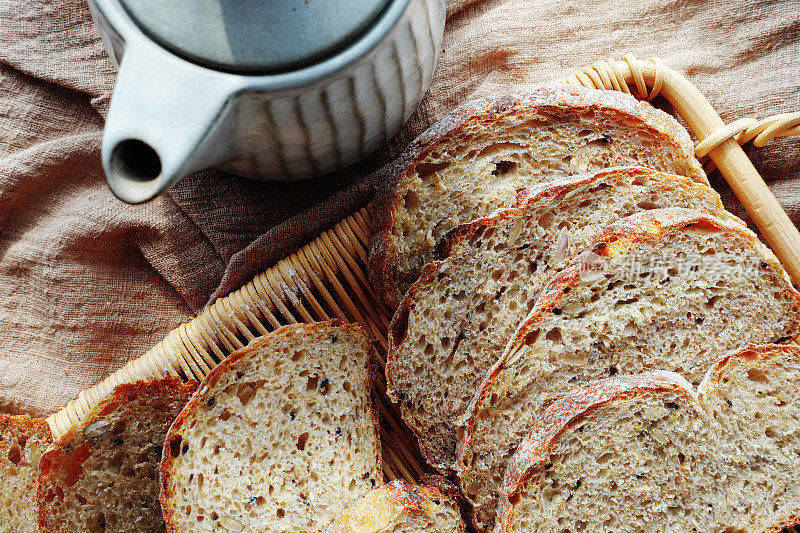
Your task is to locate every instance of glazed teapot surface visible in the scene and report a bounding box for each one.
[91,0,445,203]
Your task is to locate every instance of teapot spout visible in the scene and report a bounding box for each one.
[105,138,165,203]
[102,39,240,204]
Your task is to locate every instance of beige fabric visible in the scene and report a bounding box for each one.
[0,0,797,417]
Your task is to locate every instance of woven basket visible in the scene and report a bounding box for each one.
[47,56,800,504]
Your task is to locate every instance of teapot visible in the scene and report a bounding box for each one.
[88,0,446,203]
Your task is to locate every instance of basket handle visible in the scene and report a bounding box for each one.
[566,55,800,288]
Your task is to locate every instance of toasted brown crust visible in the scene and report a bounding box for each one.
[368,85,707,308]
[160,320,383,532]
[700,343,800,389]
[503,207,778,353]
[0,414,52,533]
[325,479,427,533]
[435,166,739,260]
[0,415,52,440]
[495,371,695,530]
[325,476,466,533]
[37,377,197,533]
[0,414,52,446]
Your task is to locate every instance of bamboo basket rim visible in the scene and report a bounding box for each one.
[46,55,800,489]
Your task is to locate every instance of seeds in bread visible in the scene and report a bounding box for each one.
[456,208,800,531]
[325,475,466,533]
[387,166,738,472]
[160,321,382,533]
[37,377,197,533]
[697,344,800,530]
[497,345,800,532]
[0,414,52,533]
[369,84,707,307]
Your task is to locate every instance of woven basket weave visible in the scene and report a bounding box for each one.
[48,55,800,512]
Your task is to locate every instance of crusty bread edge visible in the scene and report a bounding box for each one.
[495,371,696,532]
[385,258,458,473]
[36,377,197,533]
[368,84,707,308]
[436,166,739,259]
[699,343,800,395]
[456,208,772,465]
[419,474,468,532]
[159,320,383,533]
[455,208,800,530]
[699,343,800,532]
[499,207,794,362]
[325,475,466,533]
[325,479,428,533]
[0,414,52,444]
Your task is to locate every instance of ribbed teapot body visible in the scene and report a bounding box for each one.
[89,0,445,202]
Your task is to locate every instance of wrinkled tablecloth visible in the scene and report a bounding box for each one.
[1,0,798,417]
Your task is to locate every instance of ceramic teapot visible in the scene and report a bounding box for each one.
[88,0,446,203]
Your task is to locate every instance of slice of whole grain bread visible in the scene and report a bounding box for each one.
[456,208,800,531]
[386,166,738,473]
[160,321,382,533]
[497,345,800,532]
[37,377,197,533]
[0,414,52,533]
[325,475,466,533]
[369,84,707,307]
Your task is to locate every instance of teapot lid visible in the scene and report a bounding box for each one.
[118,0,391,73]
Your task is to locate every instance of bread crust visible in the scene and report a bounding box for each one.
[325,479,427,533]
[0,414,52,533]
[455,208,800,530]
[369,85,707,308]
[37,377,197,533]
[159,320,383,533]
[435,166,740,260]
[700,343,800,391]
[325,476,466,533]
[0,414,52,443]
[496,344,800,532]
[385,257,460,472]
[499,208,782,357]
[495,372,696,531]
[701,344,800,533]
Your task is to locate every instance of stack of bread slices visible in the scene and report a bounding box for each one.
[370,84,800,531]
[5,321,466,532]
[3,84,799,532]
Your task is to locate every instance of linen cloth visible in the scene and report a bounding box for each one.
[1,0,798,417]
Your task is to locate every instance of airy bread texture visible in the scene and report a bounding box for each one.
[387,166,737,472]
[37,378,197,533]
[457,208,800,531]
[325,475,466,533]
[497,345,800,532]
[0,414,52,533]
[369,84,707,307]
[160,321,382,533]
